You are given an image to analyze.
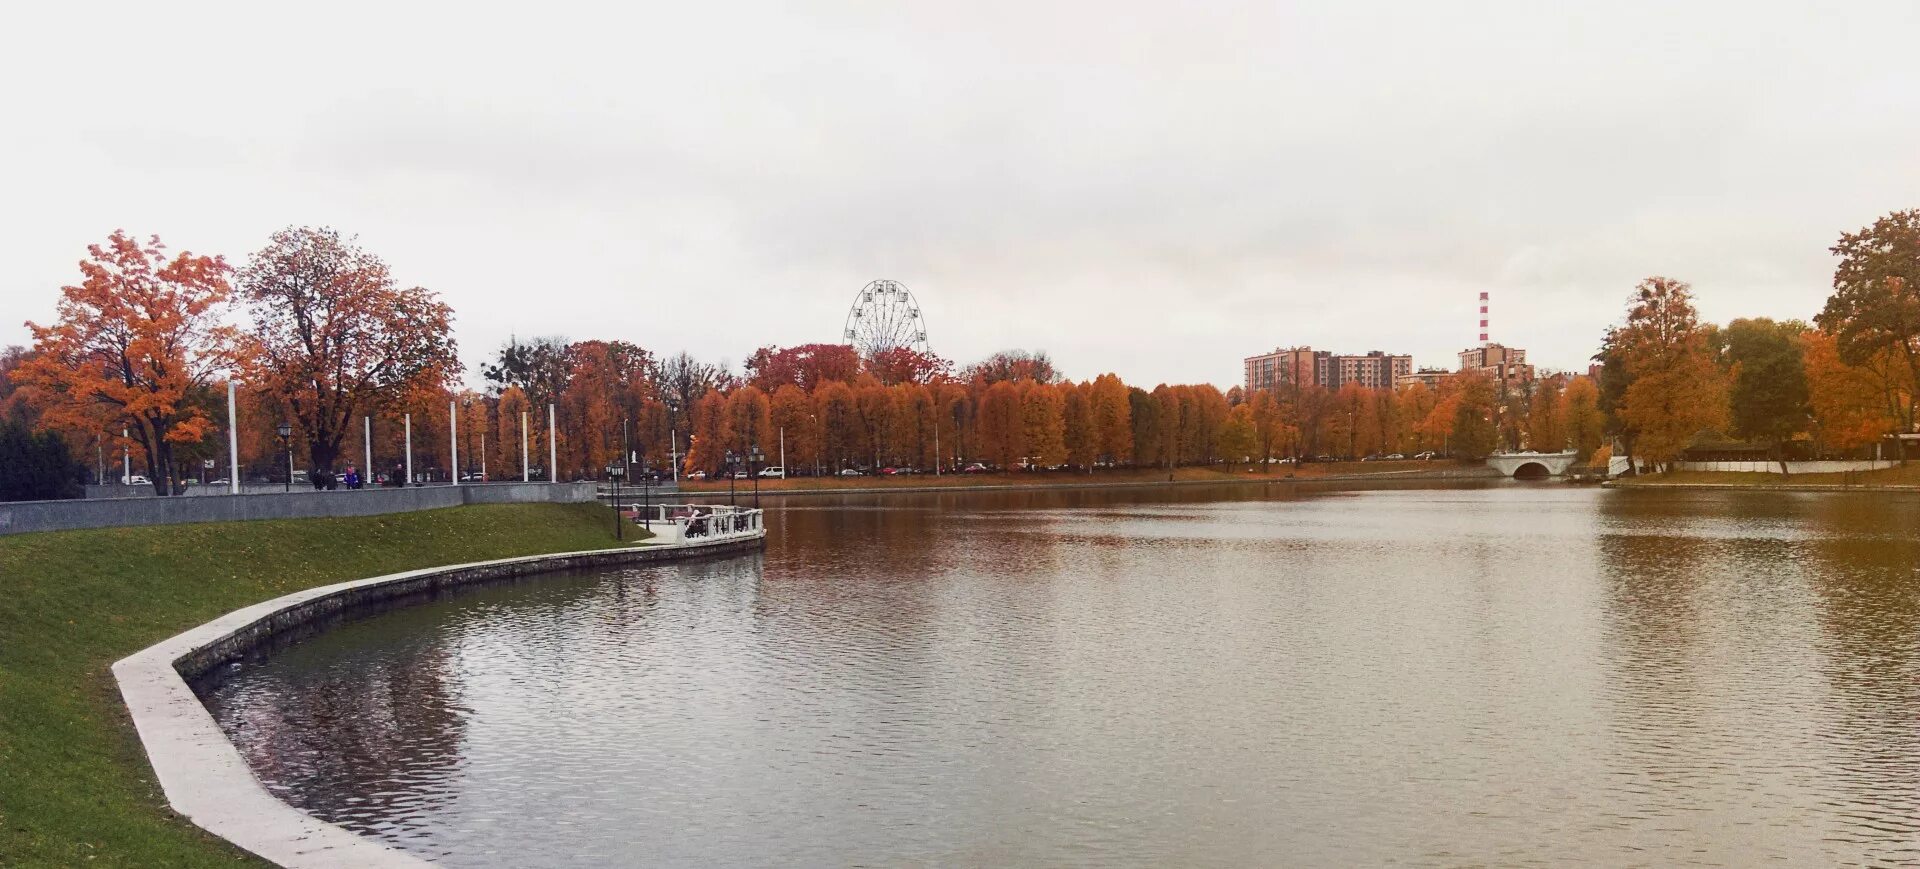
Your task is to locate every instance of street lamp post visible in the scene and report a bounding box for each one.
[724,449,738,507]
[276,422,293,492]
[605,461,626,541]
[637,444,651,530]
[749,443,765,509]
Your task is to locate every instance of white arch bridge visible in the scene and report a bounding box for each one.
[1486,451,1580,478]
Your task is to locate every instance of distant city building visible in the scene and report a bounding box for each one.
[1459,342,1535,386]
[1394,368,1451,391]
[1244,346,1412,393]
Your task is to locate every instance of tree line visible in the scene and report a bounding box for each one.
[5,209,1915,498]
[1594,210,1920,474]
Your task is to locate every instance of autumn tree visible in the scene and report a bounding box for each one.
[1062,382,1095,469]
[483,336,574,407]
[745,343,863,393]
[238,227,458,485]
[494,386,531,479]
[724,386,774,464]
[1561,376,1606,460]
[1020,381,1067,467]
[21,231,234,495]
[1615,277,1728,470]
[1128,387,1162,468]
[1719,318,1810,473]
[1088,373,1132,466]
[454,391,491,479]
[1817,210,1920,454]
[866,347,953,385]
[1219,404,1256,466]
[812,380,862,471]
[684,391,731,476]
[965,349,1062,384]
[1801,330,1903,454]
[1593,330,1636,468]
[1325,383,1370,459]
[659,351,731,434]
[1398,383,1437,453]
[1151,385,1180,468]
[770,384,820,473]
[1526,379,1565,452]
[1247,389,1293,469]
[977,380,1024,470]
[1448,374,1500,460]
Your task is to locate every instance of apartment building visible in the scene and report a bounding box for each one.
[1244,347,1412,393]
[1458,342,1535,386]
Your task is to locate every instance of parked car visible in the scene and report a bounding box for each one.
[460,472,487,482]
[1414,451,1437,461]
[961,462,992,474]
[121,474,150,485]
[837,468,865,476]
[758,466,785,478]
[1385,453,1405,460]
[1314,455,1333,463]
[687,470,708,481]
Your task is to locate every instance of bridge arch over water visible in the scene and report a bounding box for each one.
[1486,451,1579,478]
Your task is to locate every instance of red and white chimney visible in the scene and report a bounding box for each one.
[1479,291,1489,345]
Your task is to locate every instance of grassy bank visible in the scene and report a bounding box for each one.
[679,460,1459,493]
[0,501,643,868]
[1611,463,1920,489]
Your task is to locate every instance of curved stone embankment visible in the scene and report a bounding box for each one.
[112,533,763,869]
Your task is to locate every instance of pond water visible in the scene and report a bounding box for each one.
[198,482,1920,867]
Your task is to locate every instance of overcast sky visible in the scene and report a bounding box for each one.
[5,1,1918,387]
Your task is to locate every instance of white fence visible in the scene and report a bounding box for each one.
[1672,460,1894,475]
[622,504,764,544]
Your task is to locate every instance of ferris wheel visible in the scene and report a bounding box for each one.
[842,279,930,357]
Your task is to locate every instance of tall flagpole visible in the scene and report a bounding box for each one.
[449,399,459,485]
[226,381,241,494]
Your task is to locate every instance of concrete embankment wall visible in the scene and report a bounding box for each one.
[115,533,764,869]
[1671,460,1894,474]
[0,482,598,536]
[675,467,1505,499]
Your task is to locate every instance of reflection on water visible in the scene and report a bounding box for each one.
[197,482,1920,866]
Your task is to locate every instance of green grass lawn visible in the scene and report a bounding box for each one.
[0,501,643,867]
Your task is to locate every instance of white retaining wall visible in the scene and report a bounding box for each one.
[1672,460,1894,474]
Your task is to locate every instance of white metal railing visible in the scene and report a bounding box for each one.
[619,503,763,543]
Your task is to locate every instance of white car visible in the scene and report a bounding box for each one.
[837,468,864,476]
[758,466,785,478]
[122,475,150,485]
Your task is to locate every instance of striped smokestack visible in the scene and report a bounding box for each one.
[1479,291,1489,345]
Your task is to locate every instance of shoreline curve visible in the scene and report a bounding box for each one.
[112,533,764,869]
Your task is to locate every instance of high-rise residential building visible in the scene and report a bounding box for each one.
[1458,342,1534,386]
[1244,347,1412,393]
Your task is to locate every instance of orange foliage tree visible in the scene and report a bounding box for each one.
[237,227,458,484]
[1020,381,1067,467]
[770,384,820,473]
[21,231,234,494]
[977,381,1024,470]
[1616,277,1728,467]
[1801,329,1903,453]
